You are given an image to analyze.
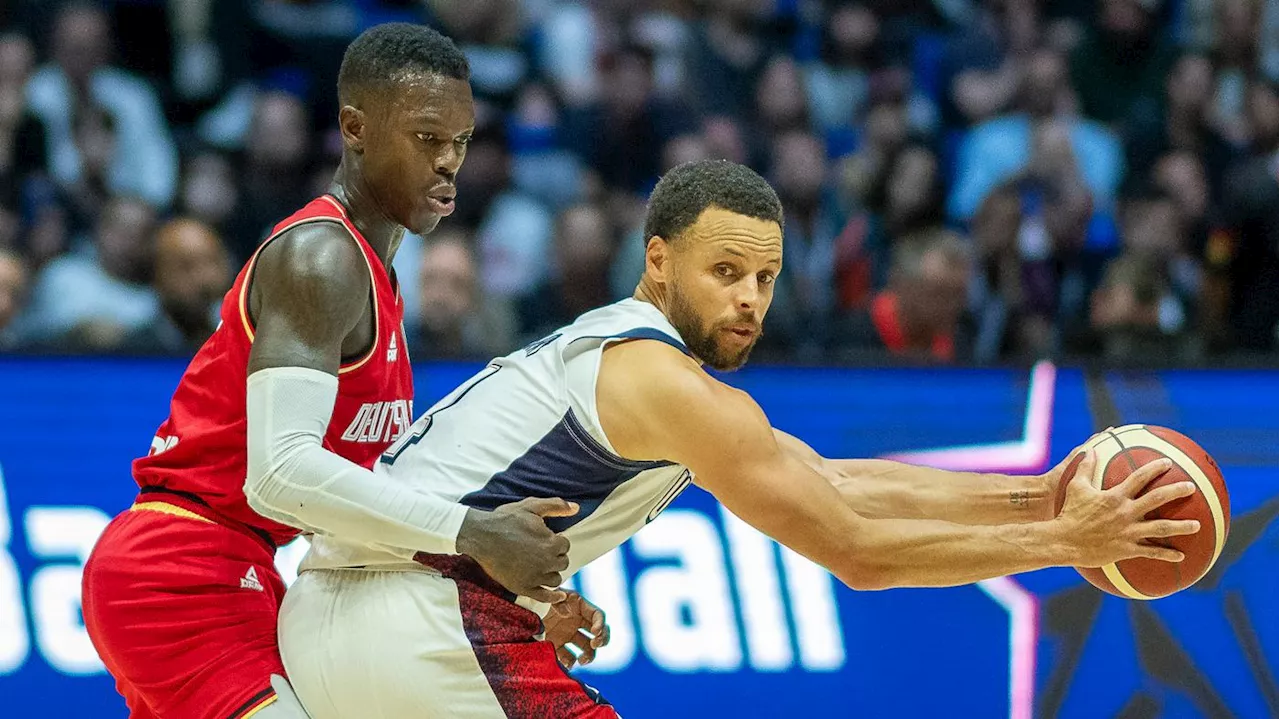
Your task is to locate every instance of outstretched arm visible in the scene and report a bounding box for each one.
[597,340,1196,591]
[772,430,1053,525]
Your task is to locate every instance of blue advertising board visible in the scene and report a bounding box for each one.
[0,357,1274,717]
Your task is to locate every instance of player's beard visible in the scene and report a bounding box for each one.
[666,280,760,372]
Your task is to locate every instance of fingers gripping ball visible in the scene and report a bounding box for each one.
[1053,425,1231,599]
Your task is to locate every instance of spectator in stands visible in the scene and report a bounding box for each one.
[1069,0,1178,125]
[949,48,1121,225]
[409,229,512,359]
[967,119,1094,360]
[428,0,528,110]
[662,134,714,172]
[756,55,811,138]
[882,145,946,240]
[836,101,910,215]
[938,0,1040,130]
[837,144,949,310]
[61,102,116,231]
[687,0,778,119]
[178,150,240,241]
[1154,149,1215,258]
[517,203,614,344]
[561,44,696,193]
[763,131,846,358]
[534,0,603,108]
[475,121,555,303]
[120,219,230,354]
[1124,53,1235,201]
[1208,0,1266,146]
[0,34,47,247]
[1069,254,1198,365]
[1216,78,1279,350]
[508,84,589,212]
[0,247,28,349]
[0,32,33,89]
[455,120,512,229]
[835,229,973,363]
[24,2,177,210]
[0,1,1272,367]
[803,3,878,134]
[22,196,158,350]
[226,91,312,260]
[702,114,751,165]
[1118,186,1199,340]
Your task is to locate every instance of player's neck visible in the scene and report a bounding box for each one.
[632,280,668,316]
[327,164,403,267]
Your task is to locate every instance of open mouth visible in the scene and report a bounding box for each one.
[426,187,456,216]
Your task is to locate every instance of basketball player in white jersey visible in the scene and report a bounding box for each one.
[278,160,1201,718]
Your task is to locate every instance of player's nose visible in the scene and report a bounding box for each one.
[734,277,762,311]
[434,145,462,178]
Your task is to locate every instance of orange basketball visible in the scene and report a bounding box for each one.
[1052,425,1230,600]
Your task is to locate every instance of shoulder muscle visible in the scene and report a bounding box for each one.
[247,222,371,375]
[597,339,778,478]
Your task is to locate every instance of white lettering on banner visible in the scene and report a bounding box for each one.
[720,508,792,671]
[25,507,110,674]
[632,511,742,672]
[781,547,846,670]
[0,473,847,678]
[569,548,635,673]
[0,465,30,674]
[575,511,849,675]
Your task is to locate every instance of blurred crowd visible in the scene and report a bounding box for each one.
[0,0,1276,366]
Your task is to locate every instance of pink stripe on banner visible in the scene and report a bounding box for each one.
[883,361,1056,474]
[880,360,1056,719]
[977,577,1040,719]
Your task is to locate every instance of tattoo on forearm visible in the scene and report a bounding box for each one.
[1009,490,1030,509]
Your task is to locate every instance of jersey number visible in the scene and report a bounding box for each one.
[380,363,502,465]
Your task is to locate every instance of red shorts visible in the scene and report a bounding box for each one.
[82,500,286,719]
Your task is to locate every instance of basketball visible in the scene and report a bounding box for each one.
[1052,424,1231,600]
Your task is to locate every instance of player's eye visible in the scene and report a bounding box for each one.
[416,133,435,143]
[758,271,776,286]
[456,135,473,146]
[715,264,736,278]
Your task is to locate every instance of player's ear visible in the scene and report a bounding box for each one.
[338,105,366,153]
[644,235,671,282]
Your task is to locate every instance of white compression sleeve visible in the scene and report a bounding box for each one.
[244,366,468,555]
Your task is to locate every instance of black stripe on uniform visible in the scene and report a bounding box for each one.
[227,686,275,719]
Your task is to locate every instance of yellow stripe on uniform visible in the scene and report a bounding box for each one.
[130,501,215,524]
[239,694,278,719]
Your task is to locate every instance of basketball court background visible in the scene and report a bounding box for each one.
[0,357,1274,717]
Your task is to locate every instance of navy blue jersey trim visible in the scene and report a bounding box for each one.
[569,327,691,357]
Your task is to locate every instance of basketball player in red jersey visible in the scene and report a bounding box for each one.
[82,24,582,719]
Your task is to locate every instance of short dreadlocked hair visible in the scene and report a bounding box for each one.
[642,160,783,247]
[337,23,469,106]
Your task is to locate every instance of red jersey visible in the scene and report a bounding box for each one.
[132,195,415,548]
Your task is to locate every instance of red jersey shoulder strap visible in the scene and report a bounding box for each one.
[235,196,386,374]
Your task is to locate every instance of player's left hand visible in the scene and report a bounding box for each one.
[1040,428,1114,520]
[544,590,610,669]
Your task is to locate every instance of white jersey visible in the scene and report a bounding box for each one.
[300,298,695,586]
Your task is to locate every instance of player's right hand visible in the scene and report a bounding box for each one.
[1054,449,1202,568]
[455,497,578,604]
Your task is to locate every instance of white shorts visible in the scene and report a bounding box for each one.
[278,558,619,719]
